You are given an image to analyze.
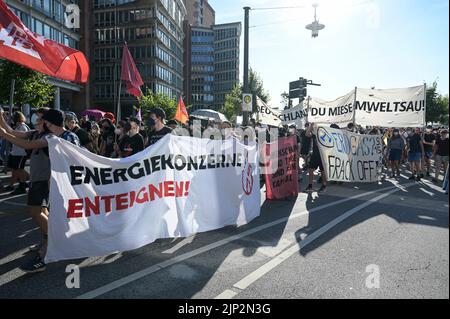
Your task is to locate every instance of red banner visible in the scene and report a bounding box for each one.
[263,135,299,200]
[0,0,89,83]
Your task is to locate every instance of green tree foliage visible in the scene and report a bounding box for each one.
[426,82,449,125]
[0,60,54,107]
[138,89,177,120]
[220,68,270,122]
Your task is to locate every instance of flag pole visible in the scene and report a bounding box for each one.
[352,87,357,126]
[9,79,15,125]
[423,83,427,128]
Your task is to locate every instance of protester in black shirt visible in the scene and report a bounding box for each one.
[146,107,172,146]
[65,114,92,151]
[304,123,327,193]
[433,129,449,184]
[99,118,116,157]
[407,127,425,181]
[423,126,436,176]
[119,118,144,157]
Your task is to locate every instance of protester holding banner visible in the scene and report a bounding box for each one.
[304,123,327,193]
[0,109,80,272]
[407,128,425,181]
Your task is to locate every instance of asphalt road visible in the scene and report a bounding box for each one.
[0,168,448,299]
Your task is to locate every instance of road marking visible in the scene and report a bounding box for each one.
[162,236,195,254]
[76,182,411,299]
[217,183,415,298]
[419,187,435,197]
[214,289,238,299]
[0,194,26,204]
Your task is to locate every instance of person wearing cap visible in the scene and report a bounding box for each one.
[146,107,172,147]
[0,108,80,273]
[119,117,144,158]
[387,128,405,178]
[104,112,116,124]
[433,129,449,184]
[65,113,92,151]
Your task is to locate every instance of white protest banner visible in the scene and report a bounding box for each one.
[308,90,356,125]
[45,135,260,263]
[315,126,383,183]
[256,97,307,128]
[355,85,426,127]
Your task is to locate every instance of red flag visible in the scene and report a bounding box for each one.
[120,43,144,97]
[0,0,89,83]
[174,96,189,124]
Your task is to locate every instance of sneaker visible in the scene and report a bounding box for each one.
[318,185,327,193]
[10,187,27,196]
[304,185,313,192]
[2,185,14,193]
[408,176,416,180]
[20,255,46,273]
[416,176,421,182]
[28,243,42,252]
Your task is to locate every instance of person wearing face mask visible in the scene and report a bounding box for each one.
[146,108,173,147]
[433,129,449,184]
[0,108,80,273]
[119,118,144,158]
[98,118,116,158]
[422,125,436,177]
[89,123,101,154]
[112,120,128,158]
[407,127,425,181]
[387,129,405,178]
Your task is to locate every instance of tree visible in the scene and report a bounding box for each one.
[138,89,177,120]
[426,82,449,125]
[0,60,54,108]
[219,68,270,121]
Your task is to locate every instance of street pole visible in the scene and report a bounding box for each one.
[9,79,15,121]
[243,6,250,126]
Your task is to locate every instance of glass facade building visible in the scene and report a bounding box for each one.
[186,22,241,111]
[91,0,186,115]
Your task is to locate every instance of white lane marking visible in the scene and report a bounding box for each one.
[0,194,26,204]
[76,182,412,299]
[3,201,26,207]
[162,236,195,254]
[219,183,415,298]
[214,289,238,299]
[419,188,435,197]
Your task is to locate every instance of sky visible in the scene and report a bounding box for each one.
[209,0,449,107]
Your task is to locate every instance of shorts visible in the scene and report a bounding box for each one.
[309,154,324,171]
[424,151,433,159]
[7,155,27,169]
[389,149,402,162]
[27,181,49,207]
[408,152,422,163]
[436,155,449,166]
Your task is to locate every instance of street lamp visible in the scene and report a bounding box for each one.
[305,3,325,38]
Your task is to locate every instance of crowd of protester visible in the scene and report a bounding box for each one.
[0,106,448,273]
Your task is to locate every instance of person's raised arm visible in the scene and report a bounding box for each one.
[0,127,47,150]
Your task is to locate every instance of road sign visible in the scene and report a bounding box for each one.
[242,94,253,112]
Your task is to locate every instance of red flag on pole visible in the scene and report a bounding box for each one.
[120,43,144,97]
[0,0,89,83]
[174,96,189,124]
